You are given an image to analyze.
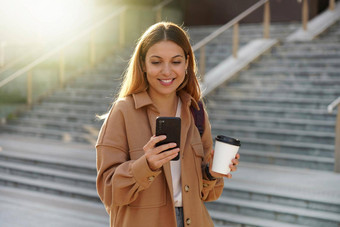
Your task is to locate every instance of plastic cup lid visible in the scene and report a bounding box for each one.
[215,135,241,147]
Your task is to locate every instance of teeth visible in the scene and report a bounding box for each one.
[161,79,172,83]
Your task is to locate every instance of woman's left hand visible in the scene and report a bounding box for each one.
[209,150,240,179]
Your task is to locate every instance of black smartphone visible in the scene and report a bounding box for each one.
[155,117,181,161]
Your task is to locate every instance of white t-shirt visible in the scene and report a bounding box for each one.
[170,98,182,207]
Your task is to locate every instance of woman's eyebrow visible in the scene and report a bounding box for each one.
[149,54,184,59]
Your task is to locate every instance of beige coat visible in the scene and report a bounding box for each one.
[96,90,224,227]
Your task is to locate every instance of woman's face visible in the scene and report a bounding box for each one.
[144,41,188,99]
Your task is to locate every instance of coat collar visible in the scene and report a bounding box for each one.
[132,90,200,110]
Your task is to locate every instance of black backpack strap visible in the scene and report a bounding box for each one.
[190,100,205,137]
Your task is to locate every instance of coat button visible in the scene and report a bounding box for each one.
[186,218,191,225]
[184,185,190,192]
[148,176,155,182]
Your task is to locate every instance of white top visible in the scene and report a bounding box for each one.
[170,98,182,207]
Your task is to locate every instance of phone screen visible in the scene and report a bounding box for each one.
[155,117,181,161]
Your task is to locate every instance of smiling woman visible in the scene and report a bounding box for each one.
[1,0,92,42]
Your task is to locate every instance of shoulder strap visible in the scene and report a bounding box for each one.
[190,101,205,137]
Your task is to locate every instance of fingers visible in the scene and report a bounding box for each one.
[143,135,180,171]
[143,135,166,152]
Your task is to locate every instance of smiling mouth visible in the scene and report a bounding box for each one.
[158,78,175,86]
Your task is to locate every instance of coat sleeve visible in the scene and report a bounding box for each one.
[200,107,224,202]
[96,101,161,213]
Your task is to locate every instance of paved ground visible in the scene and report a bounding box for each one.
[0,134,109,227]
[0,133,340,226]
[0,187,109,227]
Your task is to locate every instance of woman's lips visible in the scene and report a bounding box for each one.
[159,78,174,86]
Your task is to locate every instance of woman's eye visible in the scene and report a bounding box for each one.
[173,61,181,64]
[151,62,160,65]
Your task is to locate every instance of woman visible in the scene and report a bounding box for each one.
[96,22,240,227]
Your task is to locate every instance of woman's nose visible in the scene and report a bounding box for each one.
[161,63,171,76]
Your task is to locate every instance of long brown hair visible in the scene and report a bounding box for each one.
[118,22,201,102]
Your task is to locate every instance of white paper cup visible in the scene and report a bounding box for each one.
[212,135,241,175]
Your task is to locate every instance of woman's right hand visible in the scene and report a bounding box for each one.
[143,135,180,171]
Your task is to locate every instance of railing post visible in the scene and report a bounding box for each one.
[27,70,33,106]
[0,41,6,68]
[263,0,270,39]
[329,0,335,10]
[199,46,206,81]
[59,49,65,87]
[90,31,96,67]
[302,0,309,31]
[232,23,239,58]
[119,9,126,47]
[335,105,340,173]
[156,8,162,22]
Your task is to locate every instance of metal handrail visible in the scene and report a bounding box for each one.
[153,0,173,22]
[153,0,173,11]
[328,96,340,173]
[328,96,340,113]
[0,6,127,89]
[192,0,268,51]
[192,0,270,79]
[300,0,337,31]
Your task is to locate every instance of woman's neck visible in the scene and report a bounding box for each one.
[149,92,178,117]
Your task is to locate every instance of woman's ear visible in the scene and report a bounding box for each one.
[185,54,189,69]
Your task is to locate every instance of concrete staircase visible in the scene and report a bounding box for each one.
[1,21,340,226]
[190,23,299,73]
[205,20,340,226]
[1,47,132,144]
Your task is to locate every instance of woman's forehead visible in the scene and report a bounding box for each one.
[146,41,185,58]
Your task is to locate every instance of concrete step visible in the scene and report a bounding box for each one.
[222,174,340,214]
[246,66,340,77]
[0,160,96,189]
[231,74,340,86]
[206,103,336,121]
[37,101,110,115]
[0,172,99,202]
[7,117,101,134]
[46,93,112,105]
[210,95,332,109]
[207,197,340,227]
[252,58,340,67]
[274,42,340,51]
[238,149,333,171]
[209,113,334,132]
[0,145,96,175]
[268,51,340,59]
[211,123,334,145]
[0,186,108,227]
[1,124,93,144]
[208,163,340,226]
[210,210,309,227]
[216,85,340,99]
[209,135,334,157]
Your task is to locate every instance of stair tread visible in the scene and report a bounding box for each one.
[0,160,95,182]
[240,149,334,163]
[212,124,334,138]
[227,162,340,204]
[0,173,97,197]
[207,103,334,116]
[209,113,334,126]
[209,210,309,227]
[214,197,340,221]
[214,136,334,150]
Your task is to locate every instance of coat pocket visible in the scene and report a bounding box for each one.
[128,149,167,208]
[191,142,205,197]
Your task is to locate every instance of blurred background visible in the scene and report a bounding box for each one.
[0,0,340,226]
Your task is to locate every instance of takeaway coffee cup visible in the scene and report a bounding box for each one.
[212,135,241,175]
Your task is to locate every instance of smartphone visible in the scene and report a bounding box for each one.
[155,117,181,161]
